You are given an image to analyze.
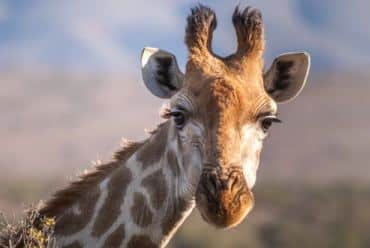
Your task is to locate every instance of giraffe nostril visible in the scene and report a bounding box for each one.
[209,175,218,190]
[206,171,220,197]
[229,171,244,193]
[226,175,236,191]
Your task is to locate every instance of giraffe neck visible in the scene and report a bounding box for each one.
[49,121,197,248]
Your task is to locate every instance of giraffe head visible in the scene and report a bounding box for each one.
[141,5,310,228]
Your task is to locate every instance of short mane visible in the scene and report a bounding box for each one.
[39,140,144,218]
[39,121,170,218]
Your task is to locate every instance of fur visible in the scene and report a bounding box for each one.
[39,141,143,218]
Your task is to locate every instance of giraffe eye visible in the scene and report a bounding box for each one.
[261,116,281,133]
[171,111,186,129]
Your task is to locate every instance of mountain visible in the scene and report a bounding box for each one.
[1,69,369,185]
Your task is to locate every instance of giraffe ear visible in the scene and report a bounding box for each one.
[141,47,184,99]
[264,52,310,103]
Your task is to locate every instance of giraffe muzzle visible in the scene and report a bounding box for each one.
[195,167,254,228]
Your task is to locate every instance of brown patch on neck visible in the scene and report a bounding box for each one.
[166,149,180,178]
[131,192,153,228]
[141,169,168,210]
[161,197,193,236]
[137,122,169,169]
[102,224,125,248]
[62,241,83,248]
[91,165,132,237]
[127,234,157,248]
[40,141,142,219]
[54,186,100,236]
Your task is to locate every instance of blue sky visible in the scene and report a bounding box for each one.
[1,0,369,73]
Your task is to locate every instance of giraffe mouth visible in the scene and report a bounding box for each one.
[195,168,254,228]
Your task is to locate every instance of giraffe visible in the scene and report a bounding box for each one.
[4,5,310,248]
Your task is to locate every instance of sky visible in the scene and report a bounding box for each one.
[1,0,370,73]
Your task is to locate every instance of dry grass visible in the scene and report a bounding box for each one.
[0,204,55,248]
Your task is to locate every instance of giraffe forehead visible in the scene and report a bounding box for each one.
[179,76,271,124]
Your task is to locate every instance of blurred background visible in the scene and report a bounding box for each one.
[1,0,370,247]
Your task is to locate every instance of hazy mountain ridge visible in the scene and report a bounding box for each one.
[1,70,369,184]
